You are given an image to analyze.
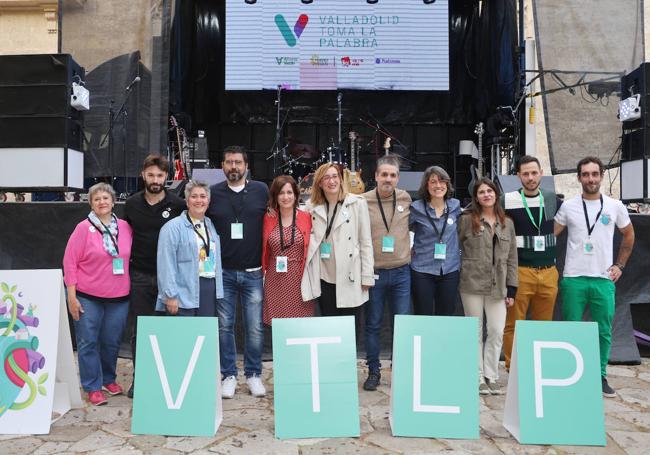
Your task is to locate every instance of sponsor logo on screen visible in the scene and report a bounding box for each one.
[275,14,309,47]
[275,57,299,65]
[310,54,332,66]
[375,57,402,64]
[341,56,364,67]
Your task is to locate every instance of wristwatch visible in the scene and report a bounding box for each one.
[615,262,625,270]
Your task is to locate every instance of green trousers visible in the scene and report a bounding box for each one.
[560,276,615,377]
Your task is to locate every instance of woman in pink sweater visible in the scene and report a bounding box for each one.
[63,183,132,406]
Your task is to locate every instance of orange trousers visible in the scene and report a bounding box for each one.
[503,265,559,370]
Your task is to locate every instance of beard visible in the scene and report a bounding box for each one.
[226,170,243,182]
[524,180,540,192]
[582,182,601,194]
[145,182,164,194]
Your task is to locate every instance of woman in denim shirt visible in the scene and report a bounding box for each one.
[409,166,462,315]
[156,180,224,316]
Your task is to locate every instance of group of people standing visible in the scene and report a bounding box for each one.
[63,147,634,407]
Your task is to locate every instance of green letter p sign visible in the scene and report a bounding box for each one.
[504,321,605,446]
[131,317,221,436]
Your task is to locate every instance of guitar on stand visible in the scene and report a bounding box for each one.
[344,131,365,194]
[467,122,484,197]
[169,115,189,180]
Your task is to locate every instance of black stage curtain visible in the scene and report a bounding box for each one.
[169,0,519,131]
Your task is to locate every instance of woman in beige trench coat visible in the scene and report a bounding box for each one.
[301,163,375,316]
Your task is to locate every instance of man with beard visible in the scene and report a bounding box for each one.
[554,156,635,397]
[361,155,412,391]
[501,156,562,372]
[207,146,269,399]
[124,154,185,397]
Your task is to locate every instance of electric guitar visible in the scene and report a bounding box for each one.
[169,115,188,180]
[344,131,365,194]
[467,122,484,196]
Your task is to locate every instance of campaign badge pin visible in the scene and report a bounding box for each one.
[162,210,170,219]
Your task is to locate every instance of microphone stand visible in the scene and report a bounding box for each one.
[273,85,283,177]
[101,79,139,198]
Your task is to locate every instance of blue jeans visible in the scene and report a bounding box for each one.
[73,296,129,392]
[365,264,412,373]
[216,268,264,378]
[411,269,460,316]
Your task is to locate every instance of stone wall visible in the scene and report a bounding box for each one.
[0,0,58,55]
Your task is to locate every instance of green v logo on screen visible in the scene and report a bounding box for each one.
[275,14,309,47]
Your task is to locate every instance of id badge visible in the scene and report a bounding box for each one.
[231,222,244,239]
[276,256,288,273]
[202,244,216,274]
[534,235,546,252]
[320,242,332,259]
[112,258,124,275]
[434,243,447,260]
[583,238,595,255]
[382,236,395,253]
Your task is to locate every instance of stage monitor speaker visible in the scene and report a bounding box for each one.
[621,158,650,202]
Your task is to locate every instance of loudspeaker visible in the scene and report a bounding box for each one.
[0,54,85,190]
[622,63,650,160]
[0,54,85,150]
[621,158,650,202]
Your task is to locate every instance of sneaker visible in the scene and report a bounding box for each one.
[102,383,123,396]
[602,377,616,398]
[222,375,237,399]
[486,379,504,395]
[363,371,381,391]
[127,382,134,399]
[479,382,490,395]
[88,390,107,406]
[246,375,267,397]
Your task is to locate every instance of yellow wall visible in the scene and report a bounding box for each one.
[0,1,58,55]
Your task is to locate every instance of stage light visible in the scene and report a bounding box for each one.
[618,95,642,122]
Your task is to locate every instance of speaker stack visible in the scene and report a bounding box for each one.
[621,62,650,202]
[0,54,85,192]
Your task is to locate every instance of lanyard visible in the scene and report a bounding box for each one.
[325,201,340,240]
[375,189,396,233]
[582,194,603,237]
[187,212,210,257]
[520,190,544,234]
[228,183,247,222]
[87,215,119,255]
[424,202,448,243]
[279,208,297,250]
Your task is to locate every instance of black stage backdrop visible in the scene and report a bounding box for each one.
[168,0,519,193]
[1,203,648,362]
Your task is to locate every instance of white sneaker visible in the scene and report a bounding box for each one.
[246,375,266,397]
[222,375,237,399]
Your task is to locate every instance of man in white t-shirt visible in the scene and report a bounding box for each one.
[554,156,635,398]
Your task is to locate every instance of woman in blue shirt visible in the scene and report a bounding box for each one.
[409,166,461,315]
[156,180,224,316]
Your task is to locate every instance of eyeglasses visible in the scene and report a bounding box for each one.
[224,160,245,166]
[322,174,340,182]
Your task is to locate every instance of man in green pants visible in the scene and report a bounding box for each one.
[554,156,635,397]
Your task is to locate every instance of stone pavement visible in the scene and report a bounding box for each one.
[2,358,650,454]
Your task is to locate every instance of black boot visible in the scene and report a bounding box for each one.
[363,371,381,391]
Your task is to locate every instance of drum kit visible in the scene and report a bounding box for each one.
[268,89,369,201]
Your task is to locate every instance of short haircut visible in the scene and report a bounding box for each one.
[310,163,347,206]
[142,154,169,173]
[417,165,453,201]
[268,175,300,211]
[184,180,210,200]
[223,145,248,164]
[516,155,541,172]
[376,154,401,173]
[577,156,604,175]
[87,182,116,205]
